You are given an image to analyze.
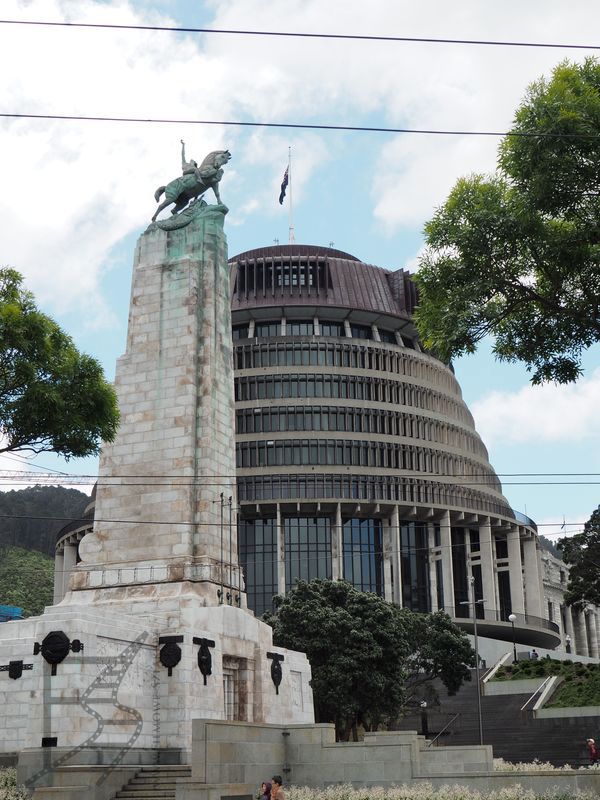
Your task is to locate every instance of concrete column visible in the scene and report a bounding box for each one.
[383,514,393,602]
[587,611,599,659]
[276,504,286,595]
[479,517,497,614]
[428,524,438,612]
[391,505,402,606]
[506,526,525,615]
[440,510,454,616]
[565,605,576,652]
[574,609,589,656]
[522,535,542,618]
[62,541,77,596]
[53,549,65,603]
[280,317,286,336]
[248,319,255,337]
[313,316,319,336]
[331,503,343,581]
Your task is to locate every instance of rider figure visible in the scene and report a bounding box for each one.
[181,140,201,180]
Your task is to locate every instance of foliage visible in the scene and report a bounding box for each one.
[494,657,600,708]
[414,58,600,385]
[559,505,600,607]
[538,535,562,559]
[265,579,474,739]
[0,268,119,457]
[287,781,597,800]
[0,545,54,617]
[493,758,595,773]
[0,485,89,557]
[0,767,29,800]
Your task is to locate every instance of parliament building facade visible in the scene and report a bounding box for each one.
[55,243,599,658]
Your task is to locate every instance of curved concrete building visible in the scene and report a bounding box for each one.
[229,244,560,649]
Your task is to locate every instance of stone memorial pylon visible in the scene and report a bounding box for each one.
[1,158,313,786]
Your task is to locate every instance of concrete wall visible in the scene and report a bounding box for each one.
[190,721,493,787]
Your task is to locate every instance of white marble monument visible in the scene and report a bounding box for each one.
[0,190,313,791]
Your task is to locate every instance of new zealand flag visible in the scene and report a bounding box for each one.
[279,167,289,205]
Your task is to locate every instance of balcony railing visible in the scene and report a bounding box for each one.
[440,605,559,634]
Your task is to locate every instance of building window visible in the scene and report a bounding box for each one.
[378,329,397,344]
[286,320,314,336]
[452,528,469,618]
[222,657,244,720]
[497,570,512,620]
[495,537,508,560]
[238,519,277,617]
[559,569,565,584]
[320,321,344,337]
[350,323,372,340]
[285,517,331,590]
[342,518,383,595]
[548,600,554,622]
[469,529,480,553]
[255,321,281,338]
[400,521,431,613]
[232,324,249,340]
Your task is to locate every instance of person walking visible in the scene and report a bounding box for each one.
[258,780,272,800]
[271,775,285,800]
[587,738,598,765]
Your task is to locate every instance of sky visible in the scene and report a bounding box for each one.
[0,0,598,544]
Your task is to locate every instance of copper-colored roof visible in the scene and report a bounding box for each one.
[229,245,417,318]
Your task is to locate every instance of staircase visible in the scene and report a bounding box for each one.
[396,670,598,767]
[114,765,191,799]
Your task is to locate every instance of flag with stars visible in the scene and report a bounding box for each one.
[279,167,289,205]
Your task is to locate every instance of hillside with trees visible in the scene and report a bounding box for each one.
[0,485,90,556]
[0,546,54,617]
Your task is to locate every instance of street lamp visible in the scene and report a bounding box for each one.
[460,576,485,746]
[565,634,572,654]
[508,613,517,664]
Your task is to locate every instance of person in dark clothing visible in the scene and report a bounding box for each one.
[587,738,598,765]
[258,781,272,800]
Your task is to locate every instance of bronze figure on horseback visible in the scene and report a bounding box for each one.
[152,142,231,222]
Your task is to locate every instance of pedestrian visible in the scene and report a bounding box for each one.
[587,738,598,766]
[271,775,285,800]
[258,780,272,800]
[530,649,539,660]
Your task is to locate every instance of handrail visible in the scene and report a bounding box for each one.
[520,676,552,712]
[426,712,460,747]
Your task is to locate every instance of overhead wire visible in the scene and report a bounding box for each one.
[1,19,599,51]
[1,112,599,139]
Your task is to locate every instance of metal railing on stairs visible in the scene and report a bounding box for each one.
[520,676,553,712]
[426,713,461,747]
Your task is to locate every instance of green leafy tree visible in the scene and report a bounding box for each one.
[0,268,119,456]
[415,58,600,384]
[265,579,474,739]
[0,546,54,617]
[559,504,600,608]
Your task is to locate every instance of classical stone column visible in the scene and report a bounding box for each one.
[428,523,439,612]
[440,510,454,615]
[479,517,497,614]
[573,609,589,656]
[62,542,77,596]
[391,505,402,606]
[383,514,394,602]
[507,526,525,615]
[564,605,576,651]
[587,611,599,658]
[53,549,65,603]
[331,503,343,581]
[522,535,542,618]
[276,503,286,594]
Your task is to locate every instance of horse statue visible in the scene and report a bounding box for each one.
[152,146,231,222]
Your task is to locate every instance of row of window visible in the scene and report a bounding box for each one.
[235,439,499,490]
[233,321,403,344]
[233,340,458,393]
[235,374,470,424]
[237,473,511,517]
[235,406,487,458]
[233,259,332,296]
[238,516,516,618]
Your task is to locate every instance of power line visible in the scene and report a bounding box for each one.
[1,19,599,52]
[1,112,598,139]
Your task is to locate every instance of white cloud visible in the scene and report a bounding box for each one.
[471,369,600,446]
[2,0,600,326]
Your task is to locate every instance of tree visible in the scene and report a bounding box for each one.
[265,579,474,739]
[0,268,119,457]
[559,504,600,608]
[415,58,600,384]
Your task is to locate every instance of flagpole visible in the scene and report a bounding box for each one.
[288,146,295,244]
